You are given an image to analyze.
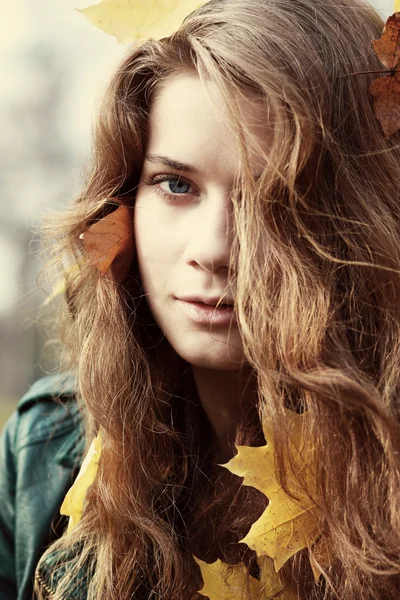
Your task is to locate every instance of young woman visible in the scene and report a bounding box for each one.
[1,0,400,598]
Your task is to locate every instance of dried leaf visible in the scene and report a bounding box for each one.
[223,409,325,579]
[195,556,295,600]
[257,556,297,599]
[42,261,83,306]
[60,433,102,535]
[81,200,135,283]
[194,558,262,600]
[369,12,400,137]
[77,0,208,45]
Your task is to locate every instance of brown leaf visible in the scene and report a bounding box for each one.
[369,12,400,137]
[81,200,135,283]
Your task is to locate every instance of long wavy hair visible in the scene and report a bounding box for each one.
[34,0,400,598]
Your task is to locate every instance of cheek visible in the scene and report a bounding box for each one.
[134,205,177,292]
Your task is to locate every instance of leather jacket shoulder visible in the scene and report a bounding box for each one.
[0,372,85,600]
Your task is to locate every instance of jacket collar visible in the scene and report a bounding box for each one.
[55,412,86,470]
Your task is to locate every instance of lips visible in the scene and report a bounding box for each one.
[178,296,235,307]
[177,298,237,326]
[197,301,233,307]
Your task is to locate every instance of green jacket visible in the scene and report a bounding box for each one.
[0,372,85,600]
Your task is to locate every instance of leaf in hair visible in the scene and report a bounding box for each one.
[81,200,135,283]
[60,432,102,535]
[76,0,208,45]
[194,558,261,600]
[195,556,295,600]
[258,555,297,599]
[223,408,330,581]
[369,12,400,137]
[42,261,83,306]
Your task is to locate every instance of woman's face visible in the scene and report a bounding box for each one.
[134,74,268,371]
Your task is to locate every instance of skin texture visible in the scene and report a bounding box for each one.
[134,74,268,450]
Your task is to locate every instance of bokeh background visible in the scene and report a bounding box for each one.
[0,0,393,429]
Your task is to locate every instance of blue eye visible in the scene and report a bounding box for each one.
[145,174,196,202]
[159,178,191,195]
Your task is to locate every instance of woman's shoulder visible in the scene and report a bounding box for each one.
[14,371,82,451]
[0,372,85,600]
[1,370,84,473]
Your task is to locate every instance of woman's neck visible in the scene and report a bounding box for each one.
[191,365,257,462]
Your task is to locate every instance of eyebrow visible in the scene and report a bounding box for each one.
[144,153,263,181]
[145,154,200,174]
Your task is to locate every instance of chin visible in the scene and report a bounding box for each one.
[174,342,247,371]
[190,357,246,371]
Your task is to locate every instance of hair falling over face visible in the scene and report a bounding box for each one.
[35,0,400,598]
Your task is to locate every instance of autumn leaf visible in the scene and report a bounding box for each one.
[81,200,135,283]
[394,1,400,13]
[258,556,297,600]
[76,0,208,45]
[194,558,262,600]
[195,556,296,600]
[223,409,327,579]
[41,261,83,306]
[369,12,400,137]
[60,432,102,535]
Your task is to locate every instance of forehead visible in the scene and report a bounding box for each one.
[145,74,271,176]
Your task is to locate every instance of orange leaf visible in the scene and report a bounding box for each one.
[81,200,135,283]
[369,12,400,137]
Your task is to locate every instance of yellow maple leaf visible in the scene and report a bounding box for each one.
[258,556,297,600]
[395,0,400,14]
[195,556,295,600]
[223,409,324,577]
[76,0,208,45]
[60,432,102,535]
[194,558,261,600]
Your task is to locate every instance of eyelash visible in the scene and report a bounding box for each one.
[144,173,196,202]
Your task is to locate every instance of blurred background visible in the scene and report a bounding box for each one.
[0,0,125,427]
[0,0,394,429]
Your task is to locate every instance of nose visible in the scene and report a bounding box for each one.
[183,190,235,274]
